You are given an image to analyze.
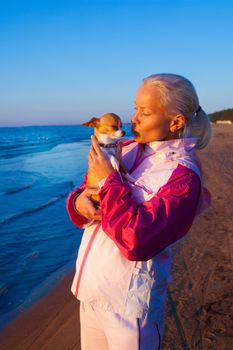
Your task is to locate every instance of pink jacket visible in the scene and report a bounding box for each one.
[66,138,210,322]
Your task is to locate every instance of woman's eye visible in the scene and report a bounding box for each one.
[140,112,150,117]
[134,107,150,116]
[134,107,150,117]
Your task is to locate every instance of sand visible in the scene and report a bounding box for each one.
[163,124,233,349]
[0,124,232,350]
[0,272,81,350]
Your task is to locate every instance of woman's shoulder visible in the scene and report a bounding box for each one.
[158,163,201,197]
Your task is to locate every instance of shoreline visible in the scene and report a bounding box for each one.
[0,259,76,331]
[0,271,81,350]
[0,124,232,349]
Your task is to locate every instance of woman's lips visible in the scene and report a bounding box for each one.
[131,123,137,132]
[131,124,140,137]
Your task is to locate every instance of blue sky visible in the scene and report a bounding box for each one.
[0,0,232,126]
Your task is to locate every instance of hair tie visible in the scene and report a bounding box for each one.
[195,106,202,115]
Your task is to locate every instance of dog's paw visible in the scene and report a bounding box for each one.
[110,155,119,171]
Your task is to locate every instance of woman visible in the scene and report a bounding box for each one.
[66,73,212,349]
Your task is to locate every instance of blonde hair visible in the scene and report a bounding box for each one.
[142,73,212,149]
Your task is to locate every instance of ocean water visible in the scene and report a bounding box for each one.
[0,124,132,329]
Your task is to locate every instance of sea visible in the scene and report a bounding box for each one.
[0,124,132,329]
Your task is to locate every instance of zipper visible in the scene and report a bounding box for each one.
[75,222,101,297]
[129,144,156,174]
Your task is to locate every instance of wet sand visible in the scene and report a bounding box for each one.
[0,124,232,350]
[0,272,81,350]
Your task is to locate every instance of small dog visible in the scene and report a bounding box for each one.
[82,113,125,203]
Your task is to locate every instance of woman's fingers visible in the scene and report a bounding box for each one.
[92,213,101,221]
[88,145,98,166]
[89,145,95,156]
[88,147,94,161]
[84,188,101,220]
[87,205,100,219]
[91,135,103,157]
[85,188,100,196]
[88,136,114,181]
[90,142,98,156]
[74,188,101,221]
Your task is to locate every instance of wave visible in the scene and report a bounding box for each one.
[0,259,75,330]
[0,143,59,159]
[4,183,35,195]
[0,170,42,196]
[0,181,75,225]
[0,125,94,159]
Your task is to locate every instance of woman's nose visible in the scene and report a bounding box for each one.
[131,112,138,123]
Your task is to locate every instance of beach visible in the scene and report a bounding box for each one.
[0,124,232,350]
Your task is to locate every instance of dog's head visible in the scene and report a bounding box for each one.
[82,113,125,144]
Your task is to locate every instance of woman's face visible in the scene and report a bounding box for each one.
[131,84,172,143]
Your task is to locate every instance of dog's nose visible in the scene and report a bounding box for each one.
[121,130,126,136]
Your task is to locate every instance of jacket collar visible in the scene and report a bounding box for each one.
[145,137,197,158]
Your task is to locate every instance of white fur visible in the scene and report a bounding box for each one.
[96,129,124,172]
[97,133,121,144]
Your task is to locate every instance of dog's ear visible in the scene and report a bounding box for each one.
[82,118,100,128]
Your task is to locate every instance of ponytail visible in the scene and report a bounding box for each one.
[184,107,212,149]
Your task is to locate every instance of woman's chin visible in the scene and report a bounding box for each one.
[133,137,146,144]
[132,131,140,141]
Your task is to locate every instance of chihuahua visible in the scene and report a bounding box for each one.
[82,113,125,203]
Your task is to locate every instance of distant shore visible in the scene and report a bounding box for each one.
[0,124,232,350]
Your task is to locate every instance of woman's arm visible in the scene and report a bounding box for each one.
[66,174,101,228]
[99,164,201,261]
[66,174,89,228]
[66,135,114,229]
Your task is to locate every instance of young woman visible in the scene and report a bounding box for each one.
[66,73,212,350]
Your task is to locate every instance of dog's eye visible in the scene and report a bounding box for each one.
[112,126,118,130]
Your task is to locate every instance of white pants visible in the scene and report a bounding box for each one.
[80,302,164,350]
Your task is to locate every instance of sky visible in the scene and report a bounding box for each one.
[0,0,233,127]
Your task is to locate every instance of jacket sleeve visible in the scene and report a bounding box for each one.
[99,166,201,261]
[66,174,89,228]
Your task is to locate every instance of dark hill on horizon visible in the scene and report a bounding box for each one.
[209,108,233,122]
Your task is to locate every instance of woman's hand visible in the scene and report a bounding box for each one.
[88,135,115,182]
[74,188,101,221]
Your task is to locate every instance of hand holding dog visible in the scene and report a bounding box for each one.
[88,136,116,182]
[74,188,101,221]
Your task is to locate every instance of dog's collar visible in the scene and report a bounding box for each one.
[99,143,118,148]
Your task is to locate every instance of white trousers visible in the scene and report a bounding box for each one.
[80,302,164,350]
